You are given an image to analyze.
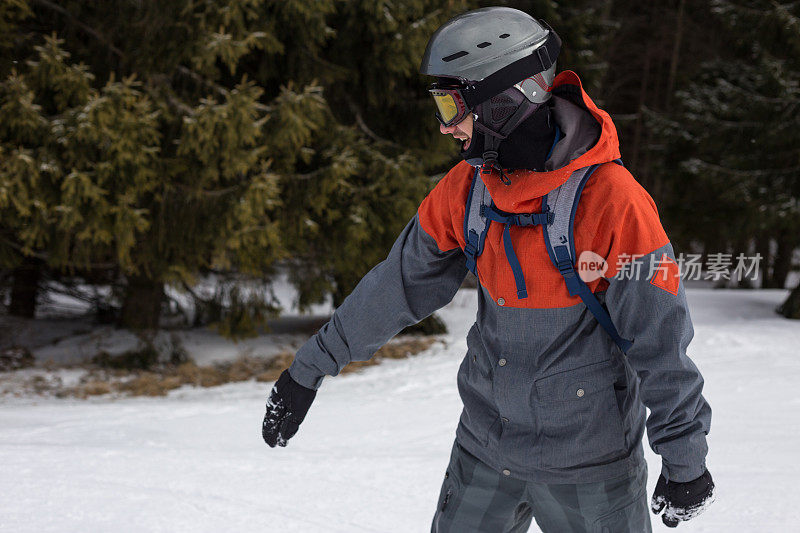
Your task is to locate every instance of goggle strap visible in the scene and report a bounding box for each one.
[495,98,538,137]
[474,120,506,140]
[462,21,561,108]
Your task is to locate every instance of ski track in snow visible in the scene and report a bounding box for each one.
[1,288,799,532]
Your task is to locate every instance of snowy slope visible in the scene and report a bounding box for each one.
[1,288,799,532]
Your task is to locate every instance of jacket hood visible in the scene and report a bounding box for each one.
[481,70,621,213]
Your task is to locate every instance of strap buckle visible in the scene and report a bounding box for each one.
[556,259,575,277]
[512,212,554,226]
[514,213,534,226]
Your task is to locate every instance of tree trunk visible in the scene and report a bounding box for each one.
[732,245,753,288]
[119,274,164,330]
[778,283,800,319]
[631,44,651,174]
[665,0,686,111]
[754,232,771,288]
[769,232,795,289]
[8,256,43,318]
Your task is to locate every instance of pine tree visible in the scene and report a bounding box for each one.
[651,0,800,307]
[0,34,96,316]
[2,1,317,328]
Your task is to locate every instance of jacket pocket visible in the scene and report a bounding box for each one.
[535,359,626,469]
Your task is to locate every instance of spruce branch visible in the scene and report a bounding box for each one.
[346,98,402,148]
[174,183,243,197]
[0,236,117,269]
[173,66,271,112]
[30,0,125,59]
[174,65,229,98]
[684,158,800,177]
[300,47,351,76]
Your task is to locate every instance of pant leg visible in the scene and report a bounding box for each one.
[432,442,534,533]
[526,462,652,533]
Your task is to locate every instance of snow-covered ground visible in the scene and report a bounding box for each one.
[1,288,799,532]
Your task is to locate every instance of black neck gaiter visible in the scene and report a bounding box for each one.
[460,101,556,171]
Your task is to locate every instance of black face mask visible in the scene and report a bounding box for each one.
[460,100,556,171]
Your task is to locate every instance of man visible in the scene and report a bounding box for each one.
[263,7,714,532]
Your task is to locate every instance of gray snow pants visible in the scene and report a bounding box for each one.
[431,442,652,533]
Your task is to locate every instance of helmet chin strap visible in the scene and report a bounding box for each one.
[473,96,540,185]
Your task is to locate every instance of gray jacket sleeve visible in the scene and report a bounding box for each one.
[288,213,468,390]
[604,242,712,483]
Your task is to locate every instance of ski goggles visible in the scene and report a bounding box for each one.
[428,84,471,127]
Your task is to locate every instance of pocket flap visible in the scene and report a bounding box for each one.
[535,359,616,402]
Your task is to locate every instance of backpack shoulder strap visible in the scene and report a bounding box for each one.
[542,159,633,354]
[463,167,492,275]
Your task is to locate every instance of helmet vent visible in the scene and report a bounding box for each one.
[477,42,491,48]
[442,51,469,62]
[499,33,510,39]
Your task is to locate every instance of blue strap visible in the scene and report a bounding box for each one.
[481,205,554,227]
[462,168,485,276]
[553,244,582,296]
[502,224,528,299]
[553,245,633,353]
[540,194,558,266]
[464,229,480,275]
[480,204,553,300]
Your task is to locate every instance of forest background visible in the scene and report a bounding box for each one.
[1,0,798,354]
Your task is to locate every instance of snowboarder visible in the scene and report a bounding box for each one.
[262,7,714,532]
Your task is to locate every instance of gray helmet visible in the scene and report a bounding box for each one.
[420,7,559,104]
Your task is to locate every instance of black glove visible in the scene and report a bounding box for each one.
[650,468,715,528]
[262,370,316,448]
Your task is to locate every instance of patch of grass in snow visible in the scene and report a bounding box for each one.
[0,337,438,399]
[69,355,291,398]
[0,346,35,371]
